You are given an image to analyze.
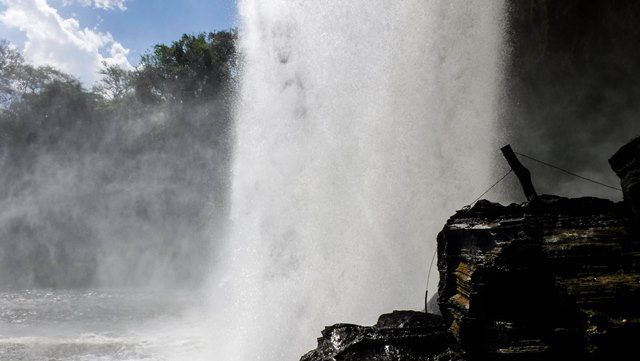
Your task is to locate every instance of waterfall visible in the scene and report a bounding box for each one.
[210,1,506,360]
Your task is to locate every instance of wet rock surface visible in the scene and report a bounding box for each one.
[437,196,638,360]
[610,136,640,227]
[301,311,462,361]
[302,138,640,360]
[302,195,639,361]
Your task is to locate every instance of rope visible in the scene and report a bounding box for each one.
[424,149,622,312]
[424,249,437,311]
[515,152,622,192]
[424,168,513,312]
[467,169,514,208]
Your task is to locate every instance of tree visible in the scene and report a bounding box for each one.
[93,62,133,101]
[0,31,237,288]
[1,41,78,112]
[131,30,237,103]
[0,41,24,109]
[15,65,76,95]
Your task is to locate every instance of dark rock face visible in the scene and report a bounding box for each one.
[504,0,640,200]
[609,136,640,225]
[302,195,640,360]
[302,140,640,361]
[437,196,639,360]
[301,311,462,361]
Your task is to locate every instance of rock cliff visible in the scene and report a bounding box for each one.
[301,137,640,360]
[610,136,640,227]
[437,196,637,360]
[300,311,462,361]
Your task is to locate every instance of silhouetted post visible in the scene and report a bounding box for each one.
[501,145,537,201]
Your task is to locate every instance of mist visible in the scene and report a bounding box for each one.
[2,1,640,361]
[209,1,507,360]
[0,37,234,289]
[497,0,640,202]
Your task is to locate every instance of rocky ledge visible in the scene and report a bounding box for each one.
[437,195,637,360]
[301,138,640,361]
[300,310,464,361]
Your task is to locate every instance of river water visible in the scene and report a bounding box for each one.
[0,289,209,361]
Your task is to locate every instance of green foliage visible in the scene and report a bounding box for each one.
[93,62,133,102]
[0,29,237,178]
[1,41,78,113]
[0,40,23,108]
[0,30,237,288]
[132,30,237,103]
[1,29,237,138]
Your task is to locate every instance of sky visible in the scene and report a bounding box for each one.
[0,0,238,85]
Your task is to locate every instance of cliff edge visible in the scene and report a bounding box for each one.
[301,137,640,360]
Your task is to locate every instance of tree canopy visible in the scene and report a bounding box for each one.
[133,31,237,103]
[0,30,237,288]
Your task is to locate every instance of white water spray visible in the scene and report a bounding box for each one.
[211,1,506,360]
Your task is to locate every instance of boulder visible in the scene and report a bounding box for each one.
[609,136,640,227]
[437,196,639,360]
[300,311,462,361]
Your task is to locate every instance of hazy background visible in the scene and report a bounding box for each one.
[0,30,236,289]
[0,0,638,294]
[1,1,640,360]
[1,0,639,294]
[497,0,640,202]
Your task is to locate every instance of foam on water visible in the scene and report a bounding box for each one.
[211,1,507,360]
[0,289,210,361]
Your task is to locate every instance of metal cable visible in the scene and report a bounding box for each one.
[424,168,513,312]
[425,150,623,312]
[515,152,622,192]
[468,169,514,207]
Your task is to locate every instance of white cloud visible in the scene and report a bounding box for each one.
[0,0,132,85]
[62,0,127,11]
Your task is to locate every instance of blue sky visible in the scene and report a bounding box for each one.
[0,0,238,84]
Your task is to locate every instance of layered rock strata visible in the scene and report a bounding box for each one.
[609,136,640,227]
[301,311,462,361]
[302,137,640,361]
[437,196,639,360]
